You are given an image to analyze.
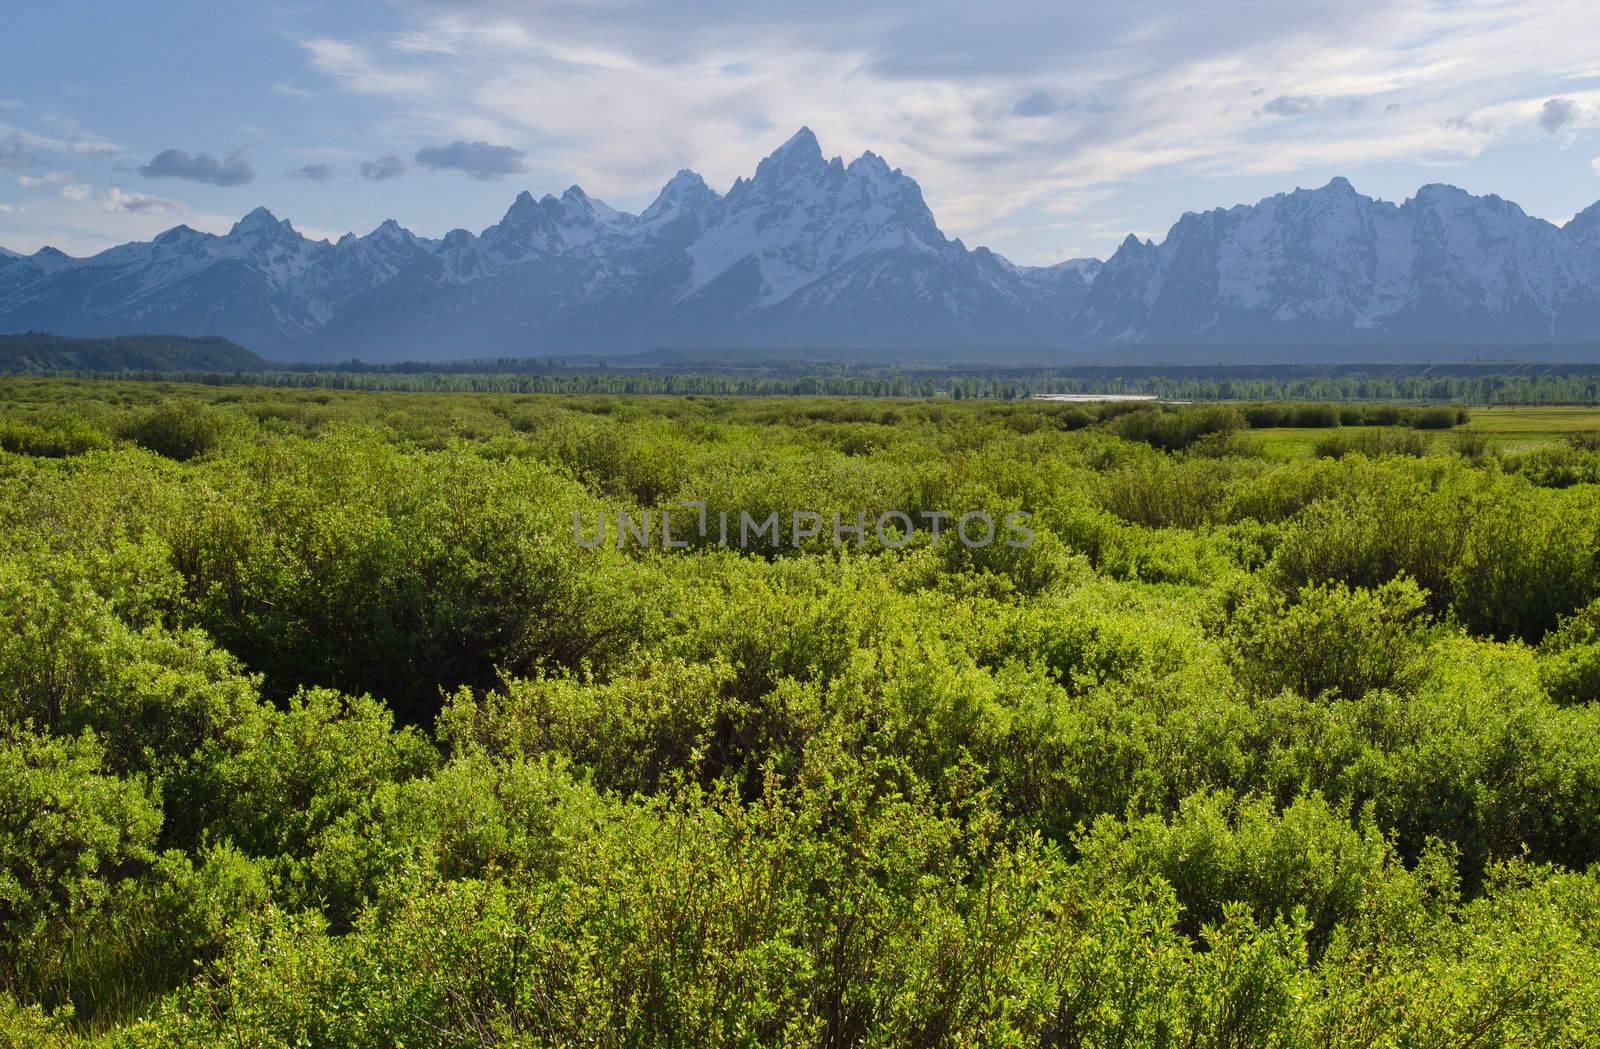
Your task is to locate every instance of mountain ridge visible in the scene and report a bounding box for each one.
[3,129,1600,361]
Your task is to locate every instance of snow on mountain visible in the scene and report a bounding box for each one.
[1079,179,1600,344]
[678,128,951,308]
[4,129,1600,360]
[1568,201,1600,257]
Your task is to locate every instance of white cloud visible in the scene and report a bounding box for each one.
[271,81,313,99]
[100,186,179,214]
[17,170,76,188]
[60,183,92,201]
[0,121,120,159]
[301,38,438,96]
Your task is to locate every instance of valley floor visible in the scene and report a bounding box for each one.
[4,380,1600,1045]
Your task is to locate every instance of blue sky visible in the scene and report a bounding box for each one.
[2,0,1599,263]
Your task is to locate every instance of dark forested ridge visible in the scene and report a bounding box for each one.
[0,333,266,374]
[6,379,1600,1044]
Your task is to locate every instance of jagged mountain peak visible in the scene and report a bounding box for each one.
[750,126,830,188]
[1565,200,1600,253]
[27,246,76,274]
[846,150,891,177]
[154,224,207,246]
[658,168,710,195]
[774,126,822,160]
[1406,183,1527,221]
[640,169,721,226]
[553,185,632,228]
[229,206,298,238]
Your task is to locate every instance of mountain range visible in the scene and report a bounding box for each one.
[4,127,1600,362]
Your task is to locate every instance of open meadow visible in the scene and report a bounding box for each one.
[5,378,1600,1045]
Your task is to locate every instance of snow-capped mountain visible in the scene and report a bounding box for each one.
[1568,202,1600,258]
[3,129,1600,360]
[1079,178,1600,345]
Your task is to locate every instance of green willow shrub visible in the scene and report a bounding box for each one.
[203,688,438,850]
[116,402,225,461]
[169,431,663,721]
[1538,598,1600,704]
[1450,429,1492,461]
[0,552,260,766]
[0,728,160,1000]
[1228,577,1430,700]
[437,658,758,796]
[1406,405,1464,430]
[1111,404,1245,452]
[1449,486,1600,641]
[1507,442,1600,487]
[0,419,110,458]
[1075,792,1404,955]
[1313,429,1428,459]
[1270,463,1600,642]
[1101,455,1233,528]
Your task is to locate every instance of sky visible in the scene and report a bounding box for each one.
[2,0,1599,264]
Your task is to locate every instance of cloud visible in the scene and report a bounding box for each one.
[16,170,76,188]
[1012,90,1061,118]
[60,183,93,201]
[0,203,16,214]
[0,132,29,172]
[389,30,460,55]
[414,140,527,180]
[0,121,120,159]
[139,148,255,186]
[1539,97,1580,133]
[291,162,335,181]
[1593,156,1600,176]
[272,81,314,99]
[360,154,407,180]
[301,38,436,96]
[1441,114,1492,134]
[1262,95,1317,117]
[100,186,179,214]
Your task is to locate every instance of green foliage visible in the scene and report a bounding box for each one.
[1270,462,1600,642]
[1111,403,1245,451]
[116,402,225,461]
[0,728,160,1001]
[3,379,1600,1044]
[1076,792,1433,956]
[1227,577,1430,700]
[1312,428,1429,458]
[0,418,110,458]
